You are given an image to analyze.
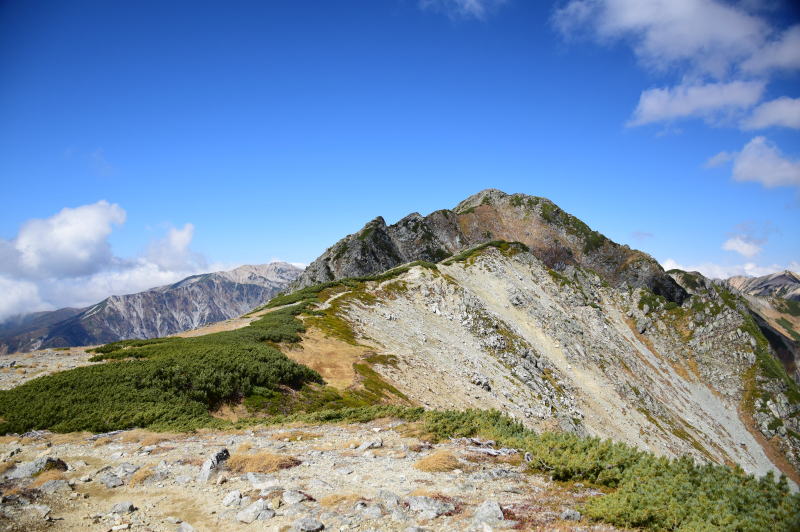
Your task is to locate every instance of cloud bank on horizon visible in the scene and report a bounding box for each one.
[0,201,219,321]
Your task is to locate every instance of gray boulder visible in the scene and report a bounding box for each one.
[405,496,454,518]
[473,500,504,524]
[111,501,136,514]
[198,448,229,482]
[6,457,67,480]
[236,499,274,523]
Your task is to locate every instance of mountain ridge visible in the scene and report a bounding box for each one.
[294,189,687,305]
[0,262,302,354]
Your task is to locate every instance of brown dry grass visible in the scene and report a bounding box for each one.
[93,437,113,447]
[30,470,65,488]
[235,441,253,453]
[413,450,462,472]
[282,328,366,388]
[129,466,154,486]
[0,461,16,475]
[270,431,321,442]
[319,493,364,508]
[226,452,301,473]
[49,432,91,445]
[464,452,523,466]
[119,430,177,447]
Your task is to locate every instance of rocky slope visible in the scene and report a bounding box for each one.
[294,189,686,304]
[0,263,302,354]
[0,423,608,532]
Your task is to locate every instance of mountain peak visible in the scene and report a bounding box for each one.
[453,188,510,212]
[294,189,686,304]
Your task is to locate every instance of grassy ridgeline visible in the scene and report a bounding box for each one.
[0,304,321,433]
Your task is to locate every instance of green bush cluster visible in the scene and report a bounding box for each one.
[442,240,529,265]
[0,305,322,433]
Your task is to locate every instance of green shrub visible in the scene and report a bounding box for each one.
[0,305,322,434]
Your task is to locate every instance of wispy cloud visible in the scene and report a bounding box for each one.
[722,235,761,258]
[741,96,800,130]
[552,0,800,138]
[707,136,800,188]
[627,80,764,126]
[89,148,114,177]
[419,0,506,19]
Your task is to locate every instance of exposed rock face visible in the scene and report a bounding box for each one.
[294,189,686,304]
[0,262,302,353]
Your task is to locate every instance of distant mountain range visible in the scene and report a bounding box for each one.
[0,262,302,354]
[727,270,800,302]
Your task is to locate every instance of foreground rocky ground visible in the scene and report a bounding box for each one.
[0,419,622,532]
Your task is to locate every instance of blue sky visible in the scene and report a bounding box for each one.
[0,0,798,318]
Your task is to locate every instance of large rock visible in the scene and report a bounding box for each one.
[197,448,229,482]
[6,457,67,480]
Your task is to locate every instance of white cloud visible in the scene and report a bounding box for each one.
[628,80,764,126]
[722,235,761,257]
[145,223,206,272]
[0,202,214,321]
[552,0,767,77]
[419,0,506,19]
[742,24,800,73]
[1,201,126,279]
[705,150,735,168]
[552,1,800,133]
[0,276,46,321]
[732,136,800,188]
[741,96,800,130]
[661,257,795,280]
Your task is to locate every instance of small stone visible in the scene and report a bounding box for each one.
[236,499,268,524]
[100,473,123,488]
[405,496,454,518]
[29,504,51,519]
[561,508,581,521]
[473,500,504,524]
[222,490,242,507]
[361,504,384,519]
[177,523,195,532]
[356,438,382,451]
[293,517,325,531]
[111,501,136,514]
[39,479,71,495]
[111,525,130,531]
[282,490,310,505]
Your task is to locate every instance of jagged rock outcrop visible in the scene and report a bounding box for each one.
[294,189,686,304]
[0,262,302,353]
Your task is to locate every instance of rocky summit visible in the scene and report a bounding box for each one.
[1,190,799,531]
[294,189,686,305]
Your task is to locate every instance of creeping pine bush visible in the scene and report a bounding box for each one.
[0,304,322,434]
